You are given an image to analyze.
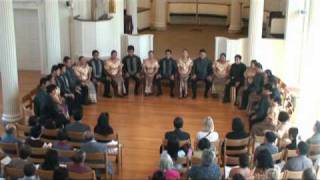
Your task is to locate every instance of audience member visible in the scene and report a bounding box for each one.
[165,117,190,142]
[254,149,274,175]
[80,131,108,153]
[307,121,320,144]
[18,163,38,180]
[94,112,114,142]
[286,127,299,150]
[254,131,278,157]
[232,173,246,180]
[28,116,39,127]
[25,126,45,148]
[265,167,281,180]
[7,145,32,169]
[151,170,165,180]
[283,141,313,171]
[229,154,253,178]
[225,118,249,151]
[65,109,90,139]
[40,149,59,170]
[196,116,219,143]
[302,168,317,180]
[67,150,92,173]
[239,60,257,109]
[53,167,69,180]
[0,124,21,144]
[157,151,180,180]
[275,111,291,139]
[193,138,212,159]
[187,149,220,180]
[53,130,72,151]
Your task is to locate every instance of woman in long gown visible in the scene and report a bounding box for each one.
[74,56,97,104]
[143,50,159,96]
[105,50,125,97]
[177,49,193,98]
[212,53,230,99]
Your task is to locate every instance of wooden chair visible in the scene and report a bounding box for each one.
[67,131,86,148]
[212,139,221,165]
[85,152,110,180]
[0,143,20,157]
[272,151,284,162]
[57,149,76,160]
[284,149,298,161]
[30,147,47,164]
[161,139,191,152]
[37,169,54,180]
[94,133,123,171]
[4,166,24,179]
[308,144,320,161]
[69,170,96,180]
[41,128,59,142]
[15,123,31,139]
[282,170,303,180]
[224,137,250,166]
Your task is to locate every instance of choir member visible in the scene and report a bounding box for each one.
[212,53,230,98]
[177,49,193,98]
[143,50,159,96]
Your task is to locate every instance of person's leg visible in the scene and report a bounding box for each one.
[103,78,111,97]
[223,81,233,102]
[133,75,140,95]
[155,77,162,96]
[204,79,212,98]
[184,77,189,97]
[240,89,250,109]
[124,76,130,96]
[169,78,175,97]
[179,77,183,98]
[80,85,89,105]
[191,78,198,99]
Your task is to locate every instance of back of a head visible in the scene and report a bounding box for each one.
[298,141,309,155]
[5,124,15,135]
[23,163,36,177]
[239,154,249,168]
[19,145,31,160]
[97,112,109,128]
[265,131,277,143]
[201,149,214,166]
[72,150,85,164]
[73,109,83,122]
[44,149,59,168]
[197,138,211,151]
[232,173,246,180]
[159,151,174,171]
[166,140,179,160]
[289,127,299,139]
[232,117,244,132]
[30,125,41,138]
[302,168,317,180]
[152,170,165,180]
[278,111,289,123]
[256,149,274,169]
[28,116,39,127]
[203,116,214,132]
[57,130,68,141]
[53,167,69,180]
[173,117,183,129]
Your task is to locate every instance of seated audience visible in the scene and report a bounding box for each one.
[165,117,190,142]
[94,112,114,141]
[254,149,274,175]
[283,141,313,171]
[18,163,38,180]
[40,149,59,170]
[232,173,246,180]
[195,116,219,143]
[151,170,165,180]
[224,118,249,152]
[25,126,45,148]
[302,168,317,180]
[7,145,32,170]
[265,168,281,180]
[28,116,39,127]
[80,131,108,153]
[254,131,278,157]
[53,130,72,150]
[307,121,320,144]
[154,151,180,180]
[193,138,212,159]
[65,109,90,139]
[0,124,21,144]
[286,127,299,150]
[53,167,69,180]
[187,149,220,180]
[229,154,253,179]
[166,140,186,170]
[67,150,92,173]
[275,111,291,140]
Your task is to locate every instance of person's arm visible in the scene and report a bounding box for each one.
[137,56,142,74]
[191,59,197,78]
[172,60,177,76]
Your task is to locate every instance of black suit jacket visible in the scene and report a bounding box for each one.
[165,129,190,142]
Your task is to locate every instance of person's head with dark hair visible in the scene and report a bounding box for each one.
[72,150,86,164]
[23,163,36,178]
[256,149,274,170]
[78,56,87,66]
[39,77,49,89]
[92,50,99,58]
[47,84,58,95]
[201,149,214,166]
[313,121,320,134]
[302,168,317,180]
[111,50,117,59]
[152,170,165,180]
[148,50,155,59]
[232,173,246,180]
[250,60,258,68]
[95,112,113,135]
[182,49,189,59]
[83,131,94,142]
[235,55,242,64]
[46,74,55,85]
[58,63,66,74]
[166,140,179,160]
[165,49,172,59]
[220,53,226,60]
[51,65,60,76]
[278,111,290,123]
[63,56,72,68]
[199,49,207,59]
[57,129,68,142]
[232,117,245,132]
[288,127,299,142]
[263,83,273,96]
[4,124,15,135]
[53,167,69,180]
[42,149,59,170]
[173,117,183,129]
[197,138,211,150]
[73,109,83,122]
[239,154,249,168]
[30,125,42,139]
[19,145,31,160]
[297,141,309,156]
[127,45,135,56]
[265,131,277,144]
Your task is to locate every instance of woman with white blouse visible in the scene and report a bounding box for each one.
[196,116,219,143]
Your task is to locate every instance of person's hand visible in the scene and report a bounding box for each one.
[156,74,162,79]
[206,76,213,82]
[170,75,175,80]
[192,75,196,80]
[235,82,240,87]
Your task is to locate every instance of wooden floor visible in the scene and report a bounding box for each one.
[0,25,247,179]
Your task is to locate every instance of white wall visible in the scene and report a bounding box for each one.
[59,0,71,58]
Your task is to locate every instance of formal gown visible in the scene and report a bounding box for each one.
[74,64,97,103]
[212,60,230,96]
[177,58,193,96]
[143,59,159,94]
[105,58,126,95]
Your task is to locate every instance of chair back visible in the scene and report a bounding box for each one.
[69,170,96,180]
[283,170,303,180]
[95,133,118,143]
[272,151,284,162]
[224,155,240,166]
[37,169,54,180]
[285,149,298,161]
[0,143,19,157]
[41,128,59,140]
[85,152,109,180]
[67,131,86,148]
[16,123,31,139]
[57,149,76,160]
[224,137,250,155]
[162,139,191,151]
[30,147,47,164]
[4,166,24,179]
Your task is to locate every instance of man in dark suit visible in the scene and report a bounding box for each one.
[34,77,50,117]
[65,109,90,138]
[124,10,133,34]
[165,117,190,142]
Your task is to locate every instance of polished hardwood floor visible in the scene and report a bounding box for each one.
[0,25,247,179]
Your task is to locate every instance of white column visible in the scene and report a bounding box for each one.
[112,0,124,57]
[126,0,138,34]
[0,0,22,123]
[247,0,264,63]
[45,0,62,74]
[228,0,242,33]
[153,0,167,30]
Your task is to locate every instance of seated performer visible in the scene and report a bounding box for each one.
[143,50,159,96]
[212,53,230,98]
[191,49,213,99]
[122,45,142,95]
[177,49,193,98]
[104,50,125,97]
[74,56,96,104]
[223,55,247,103]
[155,49,177,97]
[88,50,110,97]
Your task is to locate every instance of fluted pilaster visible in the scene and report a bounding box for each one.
[153,0,167,30]
[228,0,242,33]
[126,0,138,34]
